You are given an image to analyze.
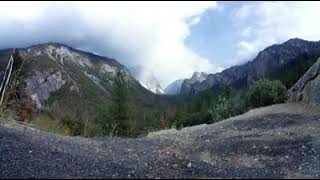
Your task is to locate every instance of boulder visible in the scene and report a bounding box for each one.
[288,58,320,105]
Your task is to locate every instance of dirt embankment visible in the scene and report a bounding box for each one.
[1,102,320,178]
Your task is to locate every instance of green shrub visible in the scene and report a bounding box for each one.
[246,79,287,108]
[60,115,84,136]
[209,96,233,122]
[207,86,247,123]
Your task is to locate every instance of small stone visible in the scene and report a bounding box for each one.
[29,150,32,153]
[187,162,192,168]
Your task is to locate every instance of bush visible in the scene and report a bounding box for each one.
[18,95,37,122]
[246,79,287,108]
[173,112,211,129]
[208,87,247,123]
[60,115,84,136]
[208,96,233,122]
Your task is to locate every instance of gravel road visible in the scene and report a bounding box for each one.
[1,103,320,178]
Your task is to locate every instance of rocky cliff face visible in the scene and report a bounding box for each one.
[26,70,67,109]
[13,43,138,109]
[164,72,207,95]
[288,58,320,105]
[180,72,208,95]
[164,79,184,94]
[181,38,320,96]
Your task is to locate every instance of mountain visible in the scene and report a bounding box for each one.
[164,79,184,94]
[180,72,208,95]
[140,73,165,94]
[164,72,207,95]
[181,38,320,96]
[0,43,174,136]
[129,66,164,94]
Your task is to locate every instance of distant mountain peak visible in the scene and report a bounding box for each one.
[285,38,306,43]
[191,72,208,82]
[129,66,164,94]
[164,79,184,94]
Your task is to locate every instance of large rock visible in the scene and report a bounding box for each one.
[288,58,320,105]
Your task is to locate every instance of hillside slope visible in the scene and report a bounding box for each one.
[2,43,175,136]
[1,103,320,178]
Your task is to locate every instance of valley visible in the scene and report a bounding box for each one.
[2,1,320,179]
[0,38,320,138]
[0,38,320,178]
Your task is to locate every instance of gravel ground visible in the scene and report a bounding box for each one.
[1,103,320,178]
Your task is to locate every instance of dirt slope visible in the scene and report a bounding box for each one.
[1,103,320,178]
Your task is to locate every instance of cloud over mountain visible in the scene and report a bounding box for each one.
[233,1,320,63]
[0,1,220,87]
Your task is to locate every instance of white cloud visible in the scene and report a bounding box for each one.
[188,17,201,26]
[237,41,256,57]
[0,1,219,87]
[233,1,320,63]
[241,27,252,38]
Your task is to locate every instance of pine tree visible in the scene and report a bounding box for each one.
[200,99,208,114]
[110,71,131,137]
[173,99,187,129]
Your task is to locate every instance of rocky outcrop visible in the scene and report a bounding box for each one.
[181,38,320,96]
[26,70,66,108]
[288,58,320,105]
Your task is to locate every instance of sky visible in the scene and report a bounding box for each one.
[1,1,320,87]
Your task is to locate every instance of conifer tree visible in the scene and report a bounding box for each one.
[111,71,131,136]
